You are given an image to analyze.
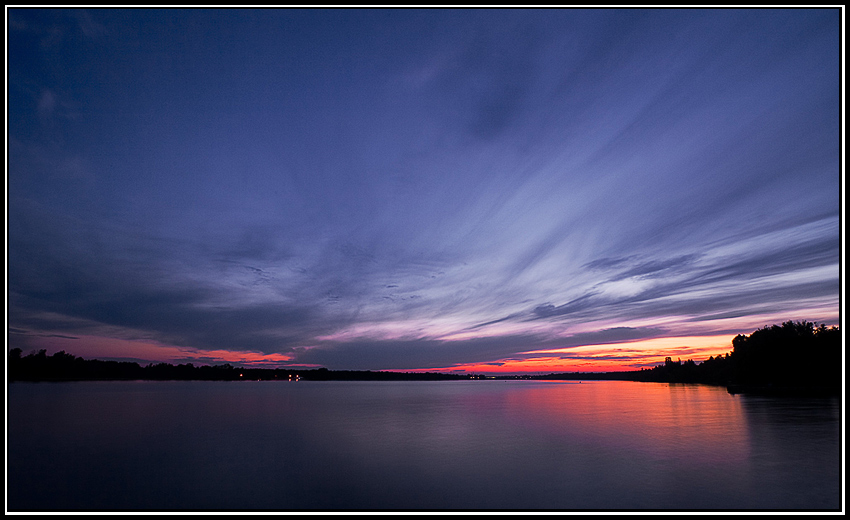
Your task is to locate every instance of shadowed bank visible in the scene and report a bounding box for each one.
[9,321,841,397]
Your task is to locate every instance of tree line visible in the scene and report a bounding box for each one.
[6,349,484,382]
[536,320,841,395]
[8,321,840,394]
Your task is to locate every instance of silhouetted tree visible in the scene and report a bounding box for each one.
[729,320,839,391]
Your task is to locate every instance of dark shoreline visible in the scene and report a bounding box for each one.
[7,321,841,397]
[8,364,840,398]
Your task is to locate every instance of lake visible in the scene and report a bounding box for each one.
[6,379,841,511]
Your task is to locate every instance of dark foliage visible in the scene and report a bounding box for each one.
[6,349,482,382]
[535,321,841,395]
[8,349,146,381]
[7,322,840,394]
[729,320,840,390]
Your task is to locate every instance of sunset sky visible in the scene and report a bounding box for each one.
[7,8,841,373]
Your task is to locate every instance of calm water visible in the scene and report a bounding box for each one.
[7,380,841,511]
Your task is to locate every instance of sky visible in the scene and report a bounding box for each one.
[6,8,842,374]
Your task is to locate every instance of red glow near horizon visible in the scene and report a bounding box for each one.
[9,334,313,369]
[13,332,737,373]
[405,335,738,374]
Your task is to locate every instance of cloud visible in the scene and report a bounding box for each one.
[614,255,702,280]
[71,9,107,39]
[532,293,603,320]
[413,11,547,142]
[465,313,525,331]
[294,333,552,371]
[12,186,836,364]
[7,327,79,340]
[293,325,669,371]
[7,10,840,371]
[551,327,668,348]
[8,201,352,355]
[37,89,57,117]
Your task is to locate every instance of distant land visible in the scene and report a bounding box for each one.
[8,321,840,396]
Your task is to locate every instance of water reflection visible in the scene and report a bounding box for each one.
[736,395,841,510]
[504,381,751,462]
[7,380,840,510]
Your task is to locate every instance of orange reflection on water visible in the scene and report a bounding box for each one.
[503,381,751,469]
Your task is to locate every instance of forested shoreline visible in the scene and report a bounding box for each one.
[535,321,841,395]
[6,351,482,382]
[8,321,841,395]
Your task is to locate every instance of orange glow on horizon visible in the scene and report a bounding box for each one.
[407,334,737,374]
[15,332,735,374]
